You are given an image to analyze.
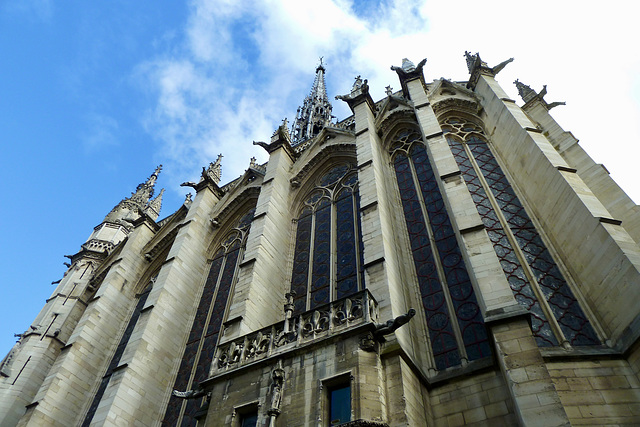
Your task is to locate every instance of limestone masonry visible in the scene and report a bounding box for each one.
[2,53,640,426]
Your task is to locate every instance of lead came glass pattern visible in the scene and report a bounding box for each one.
[390,128,491,370]
[82,278,154,426]
[163,209,255,426]
[394,152,460,369]
[290,164,364,314]
[443,117,599,347]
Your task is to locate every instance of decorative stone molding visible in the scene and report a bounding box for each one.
[289,143,356,187]
[212,290,378,374]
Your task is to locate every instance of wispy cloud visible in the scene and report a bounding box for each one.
[2,0,53,23]
[136,0,640,202]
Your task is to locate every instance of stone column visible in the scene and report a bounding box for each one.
[471,54,640,348]
[516,81,640,245]
[89,183,223,425]
[224,124,297,338]
[17,218,158,426]
[336,78,406,333]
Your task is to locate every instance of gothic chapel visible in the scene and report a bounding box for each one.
[2,54,640,426]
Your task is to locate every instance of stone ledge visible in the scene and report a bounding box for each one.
[598,217,622,225]
[440,170,461,181]
[360,201,378,212]
[358,159,373,170]
[556,166,577,173]
[484,305,530,325]
[426,131,444,140]
[355,128,369,137]
[459,223,485,234]
[363,257,384,270]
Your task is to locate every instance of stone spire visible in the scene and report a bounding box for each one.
[290,58,333,145]
[145,188,165,221]
[104,165,164,226]
[204,154,223,184]
[514,79,566,110]
[130,165,162,206]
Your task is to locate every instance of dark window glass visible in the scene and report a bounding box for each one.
[83,279,154,426]
[390,128,491,370]
[444,117,600,347]
[329,385,351,425]
[240,413,258,427]
[163,208,255,426]
[290,165,364,314]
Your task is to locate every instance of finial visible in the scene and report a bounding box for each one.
[250,157,257,168]
[145,188,165,220]
[385,86,393,96]
[514,79,537,103]
[353,75,363,90]
[514,80,565,110]
[464,51,480,74]
[145,165,163,187]
[204,155,223,184]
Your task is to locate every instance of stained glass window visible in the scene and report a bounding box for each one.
[163,209,255,426]
[290,164,364,314]
[443,116,600,347]
[82,276,155,426]
[390,127,491,371]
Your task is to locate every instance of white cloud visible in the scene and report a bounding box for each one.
[138,0,640,203]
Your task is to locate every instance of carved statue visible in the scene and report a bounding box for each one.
[373,308,416,341]
[267,360,285,426]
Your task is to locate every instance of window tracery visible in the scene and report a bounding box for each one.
[442,116,600,347]
[163,208,255,426]
[389,127,491,371]
[82,274,156,426]
[290,164,364,315]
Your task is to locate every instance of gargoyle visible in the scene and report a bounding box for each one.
[373,308,416,342]
[180,181,198,189]
[172,386,208,399]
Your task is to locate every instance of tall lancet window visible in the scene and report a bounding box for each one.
[390,127,491,371]
[82,275,156,426]
[290,163,364,315]
[443,116,600,347]
[163,209,255,427]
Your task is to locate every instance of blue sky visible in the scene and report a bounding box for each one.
[1,0,639,356]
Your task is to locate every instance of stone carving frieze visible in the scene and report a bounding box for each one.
[432,97,481,118]
[289,143,356,189]
[211,290,378,375]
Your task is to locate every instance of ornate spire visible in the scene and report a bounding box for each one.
[464,51,513,90]
[130,165,162,206]
[514,79,538,103]
[145,188,165,220]
[514,80,566,110]
[204,154,223,184]
[104,165,164,227]
[290,58,333,145]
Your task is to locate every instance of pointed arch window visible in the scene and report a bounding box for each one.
[443,116,600,347]
[390,127,491,371]
[82,275,156,426]
[163,209,255,426]
[290,164,364,315]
